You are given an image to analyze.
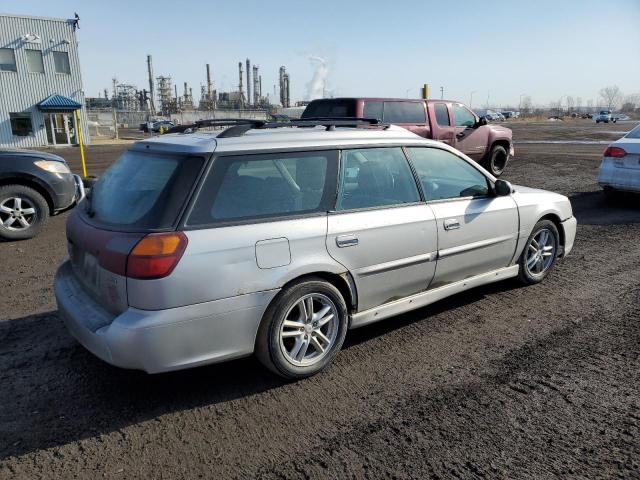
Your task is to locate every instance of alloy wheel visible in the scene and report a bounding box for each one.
[525,228,557,276]
[0,197,36,230]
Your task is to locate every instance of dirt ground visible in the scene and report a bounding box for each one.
[0,121,639,479]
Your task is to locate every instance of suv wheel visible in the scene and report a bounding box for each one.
[484,144,509,177]
[256,278,348,379]
[0,185,49,241]
[517,220,559,285]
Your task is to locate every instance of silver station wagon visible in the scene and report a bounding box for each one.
[55,119,577,379]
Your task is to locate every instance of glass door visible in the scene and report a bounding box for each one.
[45,113,77,145]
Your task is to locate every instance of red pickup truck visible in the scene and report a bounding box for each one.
[301,98,514,176]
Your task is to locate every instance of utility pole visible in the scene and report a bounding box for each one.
[440,86,444,99]
[470,90,476,108]
[519,93,526,114]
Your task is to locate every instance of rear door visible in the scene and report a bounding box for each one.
[405,146,519,287]
[429,102,455,146]
[452,103,487,160]
[326,147,437,311]
[382,101,430,138]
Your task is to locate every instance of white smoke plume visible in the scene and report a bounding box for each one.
[306,55,330,100]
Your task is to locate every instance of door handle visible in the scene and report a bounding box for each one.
[336,234,359,248]
[443,219,461,230]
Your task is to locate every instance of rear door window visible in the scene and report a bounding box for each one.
[86,151,204,229]
[187,151,338,226]
[337,147,421,210]
[434,103,451,126]
[363,101,384,121]
[383,102,426,124]
[301,100,356,118]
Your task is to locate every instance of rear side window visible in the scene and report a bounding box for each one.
[625,125,640,139]
[406,147,489,201]
[383,102,426,124]
[187,151,338,226]
[87,151,204,229]
[363,101,383,121]
[337,147,420,210]
[434,103,451,126]
[301,100,356,118]
[453,104,476,127]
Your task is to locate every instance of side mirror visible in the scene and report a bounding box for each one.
[494,179,513,196]
[474,116,488,128]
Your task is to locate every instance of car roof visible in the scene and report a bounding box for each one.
[307,97,461,104]
[131,125,446,155]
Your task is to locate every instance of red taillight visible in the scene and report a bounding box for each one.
[604,146,627,158]
[126,232,188,279]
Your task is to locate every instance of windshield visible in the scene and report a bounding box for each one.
[625,124,640,139]
[86,150,204,230]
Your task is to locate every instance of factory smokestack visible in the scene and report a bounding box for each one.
[253,65,260,106]
[238,62,245,108]
[246,59,251,108]
[206,63,213,97]
[147,54,155,113]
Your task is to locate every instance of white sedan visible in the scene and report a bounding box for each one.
[598,123,640,198]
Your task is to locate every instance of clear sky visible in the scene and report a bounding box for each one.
[5,0,640,108]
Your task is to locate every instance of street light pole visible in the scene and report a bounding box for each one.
[470,90,476,108]
[440,86,444,99]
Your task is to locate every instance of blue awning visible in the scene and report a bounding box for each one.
[37,94,82,111]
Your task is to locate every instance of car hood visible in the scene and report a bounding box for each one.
[0,148,66,163]
[489,125,512,137]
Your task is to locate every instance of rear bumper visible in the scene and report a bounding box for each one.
[54,261,278,373]
[598,160,640,193]
[560,216,577,257]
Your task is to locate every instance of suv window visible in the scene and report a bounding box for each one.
[337,147,420,210]
[453,104,476,127]
[363,101,383,121]
[301,100,356,118]
[88,152,204,229]
[188,151,338,225]
[383,102,426,124]
[434,103,451,126]
[406,147,489,201]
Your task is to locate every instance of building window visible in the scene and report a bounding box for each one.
[10,113,33,136]
[0,48,17,71]
[26,50,45,73]
[53,51,71,74]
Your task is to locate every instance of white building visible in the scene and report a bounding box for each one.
[0,13,89,147]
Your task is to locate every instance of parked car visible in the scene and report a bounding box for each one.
[0,149,84,240]
[302,98,514,176]
[595,110,617,124]
[598,123,640,198]
[139,120,176,132]
[54,119,577,379]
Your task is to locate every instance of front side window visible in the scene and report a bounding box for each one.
[383,102,426,124]
[26,50,45,73]
[406,147,489,201]
[337,147,420,210]
[10,113,33,136]
[188,151,338,225]
[0,48,17,71]
[434,103,451,126]
[453,104,476,127]
[53,51,71,74]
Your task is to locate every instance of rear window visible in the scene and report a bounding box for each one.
[301,100,356,118]
[626,125,640,139]
[382,101,426,124]
[187,151,339,226]
[86,151,204,229]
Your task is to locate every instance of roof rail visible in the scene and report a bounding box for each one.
[164,117,389,137]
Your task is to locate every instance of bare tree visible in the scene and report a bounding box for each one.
[587,99,594,112]
[520,96,532,116]
[566,96,575,113]
[621,93,640,112]
[576,96,583,112]
[599,85,623,110]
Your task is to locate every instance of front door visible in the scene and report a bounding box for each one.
[451,103,487,161]
[405,146,519,287]
[45,113,77,146]
[326,147,438,311]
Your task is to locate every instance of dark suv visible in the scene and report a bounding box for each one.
[0,149,84,240]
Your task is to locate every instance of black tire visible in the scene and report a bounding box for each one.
[484,144,509,177]
[517,219,560,285]
[255,277,349,379]
[0,185,49,241]
[603,186,619,202]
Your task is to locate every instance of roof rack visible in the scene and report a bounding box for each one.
[164,117,388,137]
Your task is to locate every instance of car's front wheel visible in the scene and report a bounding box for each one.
[0,185,49,241]
[517,220,560,285]
[484,144,509,177]
[255,278,348,379]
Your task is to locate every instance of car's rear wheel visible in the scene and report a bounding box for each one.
[517,220,559,285]
[484,144,509,177]
[0,185,49,241]
[255,278,348,379]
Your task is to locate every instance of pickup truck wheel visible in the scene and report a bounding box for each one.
[517,220,559,285]
[0,185,49,241]
[485,144,509,177]
[255,278,348,379]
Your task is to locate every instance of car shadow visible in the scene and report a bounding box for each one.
[0,278,525,461]
[569,190,640,226]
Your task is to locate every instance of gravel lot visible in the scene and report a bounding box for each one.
[1,121,639,479]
